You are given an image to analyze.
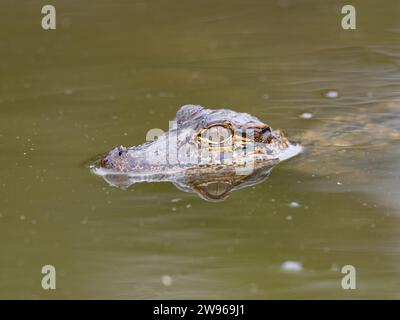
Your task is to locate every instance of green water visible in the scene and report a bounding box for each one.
[1,0,400,299]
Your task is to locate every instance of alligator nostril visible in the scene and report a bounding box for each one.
[100,158,109,168]
[117,146,127,157]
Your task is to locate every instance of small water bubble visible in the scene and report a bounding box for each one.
[330,264,339,272]
[64,89,73,95]
[289,201,300,208]
[171,207,177,212]
[186,204,192,209]
[323,89,339,99]
[286,215,293,221]
[249,283,258,294]
[19,215,26,221]
[300,112,313,119]
[161,275,173,287]
[281,261,303,272]
[262,93,270,100]
[158,91,175,98]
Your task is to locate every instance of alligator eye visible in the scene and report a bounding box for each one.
[198,125,233,145]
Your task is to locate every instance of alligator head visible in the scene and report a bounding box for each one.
[90,105,302,201]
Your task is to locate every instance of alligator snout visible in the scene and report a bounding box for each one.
[98,146,129,170]
[99,157,110,168]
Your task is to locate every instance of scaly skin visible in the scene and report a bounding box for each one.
[90,105,302,201]
[92,104,301,174]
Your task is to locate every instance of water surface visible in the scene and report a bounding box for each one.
[1,0,400,298]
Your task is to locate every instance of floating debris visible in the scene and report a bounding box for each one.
[281,261,303,272]
[161,275,173,287]
[300,112,313,120]
[158,91,175,98]
[330,264,339,272]
[249,283,258,294]
[171,198,181,203]
[288,201,300,208]
[323,89,339,99]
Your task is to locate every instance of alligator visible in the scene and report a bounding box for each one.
[90,104,302,201]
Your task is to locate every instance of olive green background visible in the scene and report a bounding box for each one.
[0,0,400,298]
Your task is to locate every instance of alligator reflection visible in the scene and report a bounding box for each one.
[95,164,274,202]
